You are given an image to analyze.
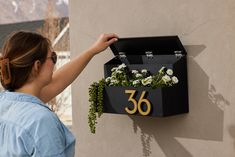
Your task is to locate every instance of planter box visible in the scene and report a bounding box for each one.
[103,86,188,116]
[103,36,189,117]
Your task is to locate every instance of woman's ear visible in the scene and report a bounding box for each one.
[31,60,42,76]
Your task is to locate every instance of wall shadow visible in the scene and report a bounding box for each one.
[229,125,235,151]
[129,45,230,157]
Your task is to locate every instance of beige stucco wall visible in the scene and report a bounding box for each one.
[69,0,235,156]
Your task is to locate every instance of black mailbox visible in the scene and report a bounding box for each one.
[103,36,188,117]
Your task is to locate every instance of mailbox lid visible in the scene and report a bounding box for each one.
[110,36,186,56]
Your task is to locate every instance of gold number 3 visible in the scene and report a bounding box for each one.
[125,90,151,116]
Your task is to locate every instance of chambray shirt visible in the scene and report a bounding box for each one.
[0,91,75,157]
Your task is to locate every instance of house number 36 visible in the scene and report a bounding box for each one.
[124,90,151,116]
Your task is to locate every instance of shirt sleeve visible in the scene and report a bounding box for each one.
[29,111,68,157]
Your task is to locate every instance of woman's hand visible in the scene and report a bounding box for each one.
[88,33,118,55]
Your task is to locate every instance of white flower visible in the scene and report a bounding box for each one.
[111,79,119,84]
[172,76,179,84]
[133,80,140,85]
[146,76,153,80]
[135,73,143,78]
[109,82,114,86]
[111,67,117,72]
[132,70,138,74]
[105,77,111,82]
[159,67,166,74]
[110,79,116,83]
[162,75,171,83]
[116,70,122,74]
[141,77,152,86]
[166,69,173,75]
[118,63,126,69]
[141,69,148,74]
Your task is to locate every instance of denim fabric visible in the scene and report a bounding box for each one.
[0,91,75,157]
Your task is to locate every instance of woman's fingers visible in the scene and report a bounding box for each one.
[107,37,118,45]
[100,33,119,42]
[103,33,119,45]
[105,33,119,40]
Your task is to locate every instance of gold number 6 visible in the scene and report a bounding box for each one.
[137,91,151,116]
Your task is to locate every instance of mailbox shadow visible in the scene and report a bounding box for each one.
[129,45,230,157]
[229,125,235,150]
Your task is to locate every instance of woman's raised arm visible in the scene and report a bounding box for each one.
[39,33,118,103]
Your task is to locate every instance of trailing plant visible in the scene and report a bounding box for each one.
[97,79,105,117]
[88,82,98,134]
[88,79,105,134]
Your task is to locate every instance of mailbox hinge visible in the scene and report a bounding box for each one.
[118,52,126,59]
[145,51,154,59]
[174,50,183,58]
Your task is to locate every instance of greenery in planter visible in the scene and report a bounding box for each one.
[88,63,179,134]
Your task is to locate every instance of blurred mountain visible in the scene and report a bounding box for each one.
[0,0,68,24]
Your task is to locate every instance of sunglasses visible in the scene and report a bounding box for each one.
[47,51,57,64]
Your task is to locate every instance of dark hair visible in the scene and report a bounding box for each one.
[0,31,51,91]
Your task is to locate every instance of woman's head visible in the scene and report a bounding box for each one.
[0,31,53,91]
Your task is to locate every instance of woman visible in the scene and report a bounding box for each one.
[0,31,118,157]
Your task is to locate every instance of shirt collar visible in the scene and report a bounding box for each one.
[0,91,52,111]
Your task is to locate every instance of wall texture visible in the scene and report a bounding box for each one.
[69,0,235,156]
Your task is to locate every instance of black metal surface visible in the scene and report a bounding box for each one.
[110,36,187,56]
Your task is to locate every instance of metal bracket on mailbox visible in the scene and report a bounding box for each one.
[145,51,154,59]
[174,50,183,58]
[118,52,126,59]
